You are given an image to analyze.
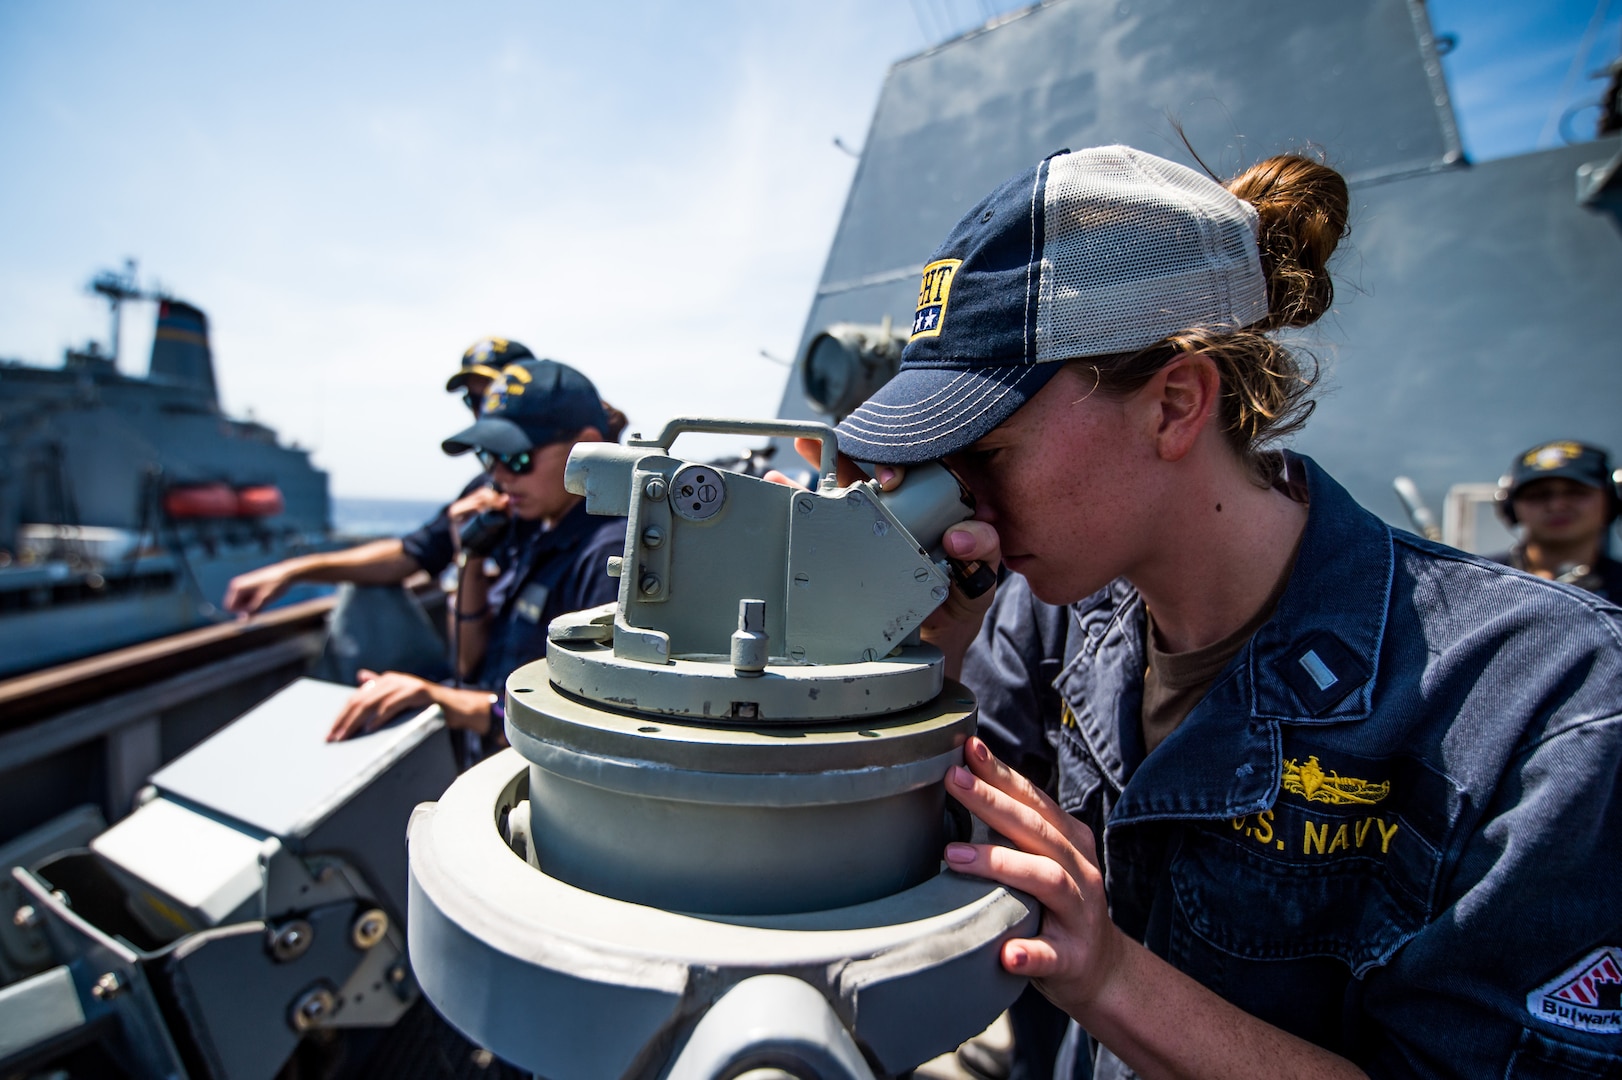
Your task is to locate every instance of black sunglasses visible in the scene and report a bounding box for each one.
[477,449,535,476]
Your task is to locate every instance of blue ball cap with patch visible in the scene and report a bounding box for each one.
[445,337,535,393]
[441,358,610,457]
[1503,440,1612,497]
[835,145,1270,465]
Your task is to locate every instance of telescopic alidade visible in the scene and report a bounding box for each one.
[407,418,1034,1080]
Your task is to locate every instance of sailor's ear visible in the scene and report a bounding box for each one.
[1144,352,1220,463]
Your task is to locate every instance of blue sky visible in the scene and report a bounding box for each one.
[1431,0,1621,156]
[2,0,1616,499]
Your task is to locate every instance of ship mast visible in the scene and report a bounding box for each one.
[88,258,149,366]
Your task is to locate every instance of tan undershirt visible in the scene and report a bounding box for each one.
[1141,455,1308,754]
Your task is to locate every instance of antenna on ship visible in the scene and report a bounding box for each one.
[88,258,148,366]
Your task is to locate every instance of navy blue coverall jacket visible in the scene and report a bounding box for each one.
[453,500,625,766]
[963,454,1622,1079]
[474,499,626,696]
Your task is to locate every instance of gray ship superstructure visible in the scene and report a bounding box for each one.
[0,266,332,677]
[780,0,1622,549]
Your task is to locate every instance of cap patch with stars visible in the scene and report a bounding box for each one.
[911,259,963,339]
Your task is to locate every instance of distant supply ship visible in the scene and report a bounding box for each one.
[0,263,334,678]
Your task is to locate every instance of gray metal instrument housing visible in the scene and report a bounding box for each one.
[408,749,1035,1080]
[507,663,977,915]
[409,415,1035,1078]
[562,417,967,689]
[5,678,454,1080]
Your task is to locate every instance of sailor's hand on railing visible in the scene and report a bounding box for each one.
[223,562,295,617]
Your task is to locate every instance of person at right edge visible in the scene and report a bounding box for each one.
[820,147,1622,1077]
[1492,439,1622,601]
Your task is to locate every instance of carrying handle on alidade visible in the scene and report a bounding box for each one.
[628,417,841,491]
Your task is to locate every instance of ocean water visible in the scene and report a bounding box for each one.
[332,496,444,539]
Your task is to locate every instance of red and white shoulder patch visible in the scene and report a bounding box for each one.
[1528,947,1622,1035]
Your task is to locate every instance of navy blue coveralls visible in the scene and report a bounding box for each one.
[964,454,1622,1079]
[476,500,626,693]
[455,501,625,765]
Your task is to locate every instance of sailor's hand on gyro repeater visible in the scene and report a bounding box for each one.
[762,436,880,490]
[326,669,433,741]
[943,736,1128,1016]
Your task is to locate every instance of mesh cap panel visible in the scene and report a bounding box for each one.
[835,144,1275,464]
[1037,147,1267,360]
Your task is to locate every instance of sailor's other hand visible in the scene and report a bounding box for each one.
[917,517,1001,678]
[931,519,1000,621]
[943,736,1127,1017]
[764,436,896,491]
[223,562,294,617]
[448,487,510,528]
[327,669,432,741]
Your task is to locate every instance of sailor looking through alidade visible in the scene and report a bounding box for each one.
[779,145,1622,1079]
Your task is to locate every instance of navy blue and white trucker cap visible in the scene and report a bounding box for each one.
[834,146,1271,465]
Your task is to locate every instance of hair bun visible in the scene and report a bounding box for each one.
[1227,155,1349,329]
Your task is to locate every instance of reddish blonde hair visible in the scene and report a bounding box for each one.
[1072,153,1350,474]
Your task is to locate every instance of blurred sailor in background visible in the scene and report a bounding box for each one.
[1492,439,1622,600]
[327,358,627,769]
[222,337,541,616]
